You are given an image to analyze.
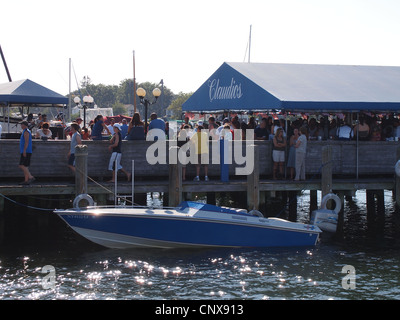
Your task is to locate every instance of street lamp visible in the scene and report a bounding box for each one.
[74,95,94,128]
[136,87,161,133]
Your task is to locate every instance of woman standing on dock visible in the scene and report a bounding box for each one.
[287,128,299,180]
[108,123,131,182]
[272,127,286,179]
[18,121,35,185]
[67,123,82,173]
[294,126,308,181]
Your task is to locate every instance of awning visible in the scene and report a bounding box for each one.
[0,79,68,107]
[182,62,400,113]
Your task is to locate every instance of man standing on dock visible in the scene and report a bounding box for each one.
[18,121,35,185]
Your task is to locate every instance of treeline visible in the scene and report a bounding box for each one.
[67,76,192,119]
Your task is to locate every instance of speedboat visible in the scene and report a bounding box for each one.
[55,199,322,249]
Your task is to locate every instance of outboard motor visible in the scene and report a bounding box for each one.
[311,193,341,233]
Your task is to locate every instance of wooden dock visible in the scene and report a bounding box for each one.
[1,139,400,245]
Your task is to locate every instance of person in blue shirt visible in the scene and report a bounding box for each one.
[19,121,35,185]
[148,113,166,141]
[91,115,111,140]
[120,118,129,139]
[254,118,270,140]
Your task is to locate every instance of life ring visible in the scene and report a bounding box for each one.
[321,193,341,215]
[395,160,400,178]
[73,194,94,209]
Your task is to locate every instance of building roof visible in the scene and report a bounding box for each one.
[182,62,400,112]
[0,79,68,107]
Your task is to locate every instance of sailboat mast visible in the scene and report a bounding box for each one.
[133,50,137,113]
[68,58,72,122]
[0,44,12,82]
[248,25,252,63]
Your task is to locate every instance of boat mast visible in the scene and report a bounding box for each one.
[68,58,72,123]
[0,44,12,132]
[133,50,137,113]
[248,25,252,63]
[0,44,12,82]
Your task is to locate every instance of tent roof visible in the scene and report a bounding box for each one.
[182,62,400,112]
[0,79,68,107]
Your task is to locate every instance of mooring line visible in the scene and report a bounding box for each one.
[0,192,55,212]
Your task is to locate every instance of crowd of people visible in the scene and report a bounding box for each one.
[16,111,400,184]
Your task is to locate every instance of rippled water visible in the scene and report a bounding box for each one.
[1,190,399,300]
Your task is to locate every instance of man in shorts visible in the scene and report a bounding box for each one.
[19,121,35,185]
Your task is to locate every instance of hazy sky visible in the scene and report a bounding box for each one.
[2,0,400,97]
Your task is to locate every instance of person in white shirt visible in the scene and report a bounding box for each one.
[294,126,308,181]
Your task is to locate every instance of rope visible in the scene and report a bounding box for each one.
[0,168,140,211]
[72,165,142,207]
[0,192,55,211]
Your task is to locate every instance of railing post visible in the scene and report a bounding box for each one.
[75,144,88,197]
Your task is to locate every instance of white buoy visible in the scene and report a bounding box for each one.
[395,160,400,178]
[73,194,94,209]
[311,193,341,233]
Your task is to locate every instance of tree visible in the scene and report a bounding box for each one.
[167,92,193,119]
[112,102,127,115]
[67,77,183,120]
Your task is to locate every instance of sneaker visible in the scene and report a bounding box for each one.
[204,176,209,182]
[193,176,200,182]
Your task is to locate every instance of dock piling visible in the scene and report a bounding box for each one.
[168,146,182,207]
[247,145,259,211]
[0,197,4,245]
[321,145,332,199]
[75,144,88,197]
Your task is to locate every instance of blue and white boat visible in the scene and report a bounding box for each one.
[55,200,321,249]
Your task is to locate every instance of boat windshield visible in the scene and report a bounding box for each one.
[177,201,250,216]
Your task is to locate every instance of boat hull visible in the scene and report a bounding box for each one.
[56,209,320,249]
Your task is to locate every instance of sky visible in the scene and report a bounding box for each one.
[2,0,400,98]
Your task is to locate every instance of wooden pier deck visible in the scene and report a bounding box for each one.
[0,177,394,196]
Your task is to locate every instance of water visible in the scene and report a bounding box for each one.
[1,191,400,300]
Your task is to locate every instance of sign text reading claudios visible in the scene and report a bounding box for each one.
[208,78,243,102]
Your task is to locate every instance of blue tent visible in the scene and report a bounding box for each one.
[182,62,400,113]
[0,79,68,107]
